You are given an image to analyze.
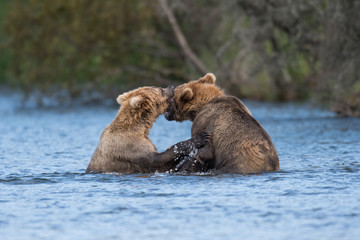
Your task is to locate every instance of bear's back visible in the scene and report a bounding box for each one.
[193,96,279,174]
[86,128,157,173]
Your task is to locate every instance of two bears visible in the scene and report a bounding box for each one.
[85,86,209,174]
[86,73,279,174]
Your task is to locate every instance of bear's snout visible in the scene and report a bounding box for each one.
[166,85,175,99]
[164,111,173,120]
[165,101,176,121]
[165,107,175,121]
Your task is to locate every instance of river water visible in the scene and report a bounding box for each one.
[1,94,359,240]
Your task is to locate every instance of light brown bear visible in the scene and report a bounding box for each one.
[85,86,209,174]
[165,73,279,174]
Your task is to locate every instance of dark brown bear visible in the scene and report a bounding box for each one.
[165,73,279,174]
[86,86,209,174]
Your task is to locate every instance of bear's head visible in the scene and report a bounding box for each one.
[165,73,224,122]
[117,85,174,119]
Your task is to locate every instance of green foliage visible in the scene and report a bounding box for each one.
[3,0,186,100]
[1,0,360,115]
[0,0,11,84]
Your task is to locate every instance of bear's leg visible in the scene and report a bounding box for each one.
[122,132,211,172]
[148,132,211,171]
[175,141,215,173]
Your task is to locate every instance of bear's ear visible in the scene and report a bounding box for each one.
[129,96,144,108]
[180,88,194,102]
[116,93,128,105]
[197,73,216,84]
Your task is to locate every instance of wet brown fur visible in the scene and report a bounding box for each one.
[86,87,175,173]
[166,73,279,174]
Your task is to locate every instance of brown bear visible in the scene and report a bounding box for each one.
[165,73,279,174]
[85,86,209,174]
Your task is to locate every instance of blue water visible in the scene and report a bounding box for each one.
[1,94,360,240]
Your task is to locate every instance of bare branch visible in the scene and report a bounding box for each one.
[158,0,208,75]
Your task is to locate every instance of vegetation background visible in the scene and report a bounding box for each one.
[0,0,359,116]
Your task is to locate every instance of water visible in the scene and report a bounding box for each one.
[1,94,360,240]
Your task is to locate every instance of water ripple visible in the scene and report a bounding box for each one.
[1,100,360,240]
[0,176,56,185]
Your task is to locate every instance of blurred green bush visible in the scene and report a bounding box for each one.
[2,0,188,101]
[0,0,11,85]
[1,0,360,115]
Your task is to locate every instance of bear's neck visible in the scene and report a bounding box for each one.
[110,108,158,136]
[189,92,224,121]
